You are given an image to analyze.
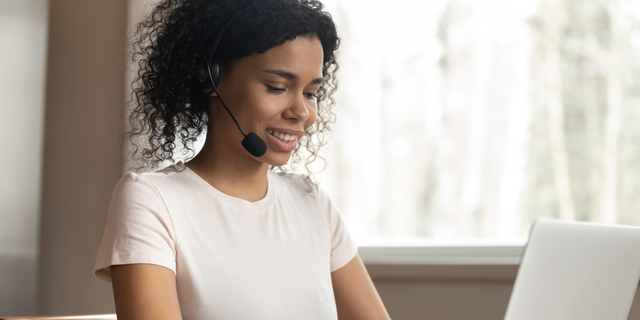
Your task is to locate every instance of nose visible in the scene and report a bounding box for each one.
[283,93,310,122]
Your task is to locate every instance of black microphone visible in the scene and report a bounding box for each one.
[242,132,268,157]
[206,66,267,157]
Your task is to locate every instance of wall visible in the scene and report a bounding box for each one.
[0,0,49,316]
[36,0,127,315]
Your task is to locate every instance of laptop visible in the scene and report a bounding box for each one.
[503,218,640,320]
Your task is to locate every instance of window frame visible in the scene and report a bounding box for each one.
[359,244,524,281]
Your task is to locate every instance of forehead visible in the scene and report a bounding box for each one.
[232,36,324,79]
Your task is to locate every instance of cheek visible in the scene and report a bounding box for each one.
[241,87,276,118]
[306,103,319,128]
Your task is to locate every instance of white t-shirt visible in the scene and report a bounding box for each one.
[94,166,358,320]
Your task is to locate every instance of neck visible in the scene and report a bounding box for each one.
[188,130,270,202]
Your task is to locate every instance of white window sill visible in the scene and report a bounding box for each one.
[358,243,525,281]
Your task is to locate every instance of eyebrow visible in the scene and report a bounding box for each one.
[263,69,324,85]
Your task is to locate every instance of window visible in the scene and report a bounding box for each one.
[316,0,640,244]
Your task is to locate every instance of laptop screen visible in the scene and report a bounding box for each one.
[504,219,640,320]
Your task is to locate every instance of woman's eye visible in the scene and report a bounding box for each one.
[265,85,285,93]
[304,92,318,100]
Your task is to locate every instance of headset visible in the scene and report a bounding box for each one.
[195,14,268,158]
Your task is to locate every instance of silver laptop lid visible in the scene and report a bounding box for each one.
[504,218,640,320]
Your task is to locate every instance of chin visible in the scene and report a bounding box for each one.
[264,153,293,168]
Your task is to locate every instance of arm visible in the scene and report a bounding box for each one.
[331,254,391,320]
[111,264,183,320]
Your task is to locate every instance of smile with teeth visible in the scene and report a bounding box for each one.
[268,129,298,142]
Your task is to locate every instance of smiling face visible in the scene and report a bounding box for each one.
[208,36,324,167]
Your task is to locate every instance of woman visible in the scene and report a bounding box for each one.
[94,0,390,319]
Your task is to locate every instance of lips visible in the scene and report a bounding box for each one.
[267,129,297,142]
[267,128,301,151]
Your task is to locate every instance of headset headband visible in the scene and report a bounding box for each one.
[203,13,238,67]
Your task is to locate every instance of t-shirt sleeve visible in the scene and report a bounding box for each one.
[316,186,358,272]
[94,172,177,282]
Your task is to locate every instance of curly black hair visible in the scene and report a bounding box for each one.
[127,0,339,172]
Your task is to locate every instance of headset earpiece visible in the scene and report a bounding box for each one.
[209,60,223,89]
[202,81,214,96]
[199,60,223,96]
